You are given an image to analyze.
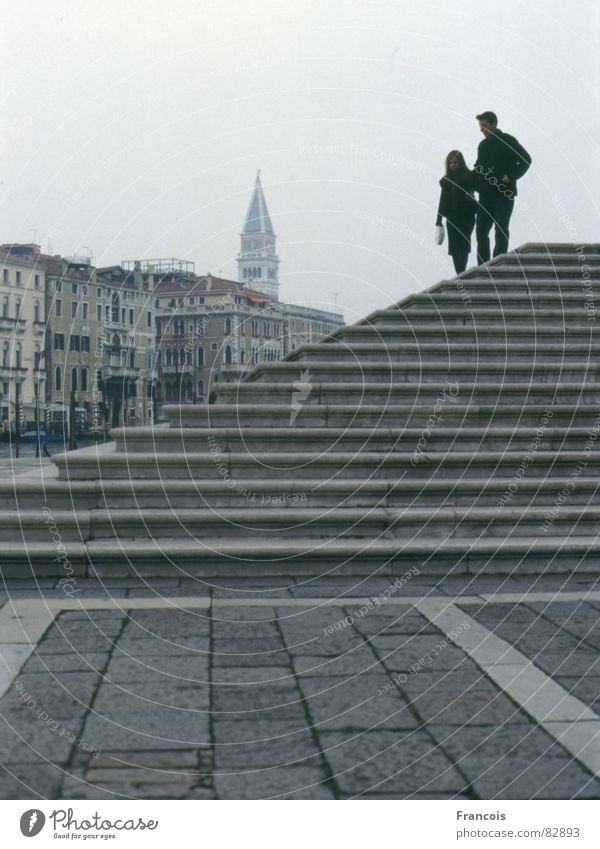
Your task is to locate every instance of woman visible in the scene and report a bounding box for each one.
[436,150,477,274]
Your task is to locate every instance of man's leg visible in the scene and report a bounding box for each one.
[493,197,515,257]
[476,201,493,264]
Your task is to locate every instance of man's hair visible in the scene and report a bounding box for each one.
[476,111,498,124]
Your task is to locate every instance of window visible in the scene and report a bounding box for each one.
[81,368,88,392]
[70,335,81,352]
[15,344,22,368]
[71,367,77,392]
[129,309,134,326]
[197,346,204,368]
[264,322,270,337]
[251,320,258,336]
[225,318,232,335]
[81,336,90,352]
[55,280,62,292]
[97,304,102,321]
[71,283,77,295]
[97,287,102,299]
[15,271,21,287]
[82,302,88,320]
[211,343,218,351]
[2,270,7,283]
[34,301,41,322]
[240,346,245,364]
[129,350,135,368]
[186,350,192,365]
[2,342,8,367]
[55,366,62,392]
[71,301,77,319]
[121,308,126,324]
[111,292,119,323]
[2,297,8,318]
[225,345,232,365]
[34,345,41,368]
[15,298,21,319]
[34,274,40,289]
[147,310,152,328]
[54,333,65,351]
[55,299,62,318]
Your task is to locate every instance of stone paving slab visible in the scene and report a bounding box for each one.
[1,577,600,799]
[319,729,468,796]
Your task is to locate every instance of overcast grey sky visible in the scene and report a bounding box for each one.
[2,0,598,322]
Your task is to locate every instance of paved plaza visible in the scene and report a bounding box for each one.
[1,572,599,800]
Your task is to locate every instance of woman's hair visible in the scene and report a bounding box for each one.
[444,150,471,178]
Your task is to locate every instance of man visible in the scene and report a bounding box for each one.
[474,111,531,264]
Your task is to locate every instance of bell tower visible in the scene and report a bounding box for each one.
[237,170,280,300]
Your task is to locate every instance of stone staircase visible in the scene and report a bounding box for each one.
[2,242,600,578]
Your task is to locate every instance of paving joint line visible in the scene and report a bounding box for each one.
[415,598,600,780]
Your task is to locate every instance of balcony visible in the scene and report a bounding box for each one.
[0,317,26,333]
[159,364,194,375]
[102,366,140,380]
[33,321,46,335]
[0,366,27,380]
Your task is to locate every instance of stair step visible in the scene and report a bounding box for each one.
[52,448,600,481]
[211,381,600,406]
[111,426,600,454]
[2,537,599,578]
[164,403,599,429]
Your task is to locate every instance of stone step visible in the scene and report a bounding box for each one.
[83,505,600,541]
[363,308,596,326]
[505,244,600,258]
[287,342,600,365]
[2,475,599,512]
[245,361,600,386]
[111,426,600,454]
[411,291,598,307]
[327,323,598,345]
[52,447,600,481]
[3,536,599,578]
[211,381,600,406]
[163,403,598,430]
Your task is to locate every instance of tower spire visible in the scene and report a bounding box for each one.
[237,172,280,300]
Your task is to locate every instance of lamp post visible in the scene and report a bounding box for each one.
[34,376,41,459]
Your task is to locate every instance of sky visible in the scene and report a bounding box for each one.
[1,0,599,323]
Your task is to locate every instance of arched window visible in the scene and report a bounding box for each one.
[15,343,21,368]
[34,300,41,322]
[225,318,231,335]
[111,291,120,323]
[186,350,192,366]
[197,346,204,368]
[2,341,8,367]
[15,298,21,320]
[240,346,245,364]
[179,348,185,365]
[197,380,204,398]
[81,368,88,392]
[71,367,78,392]
[225,345,232,365]
[166,349,172,366]
[55,366,62,392]
[2,296,8,318]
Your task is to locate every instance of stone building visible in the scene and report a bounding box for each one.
[44,257,155,432]
[152,263,284,413]
[0,243,46,431]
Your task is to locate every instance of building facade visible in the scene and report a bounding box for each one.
[0,244,46,431]
[44,257,155,432]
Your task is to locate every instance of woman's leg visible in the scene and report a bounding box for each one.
[452,250,469,274]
